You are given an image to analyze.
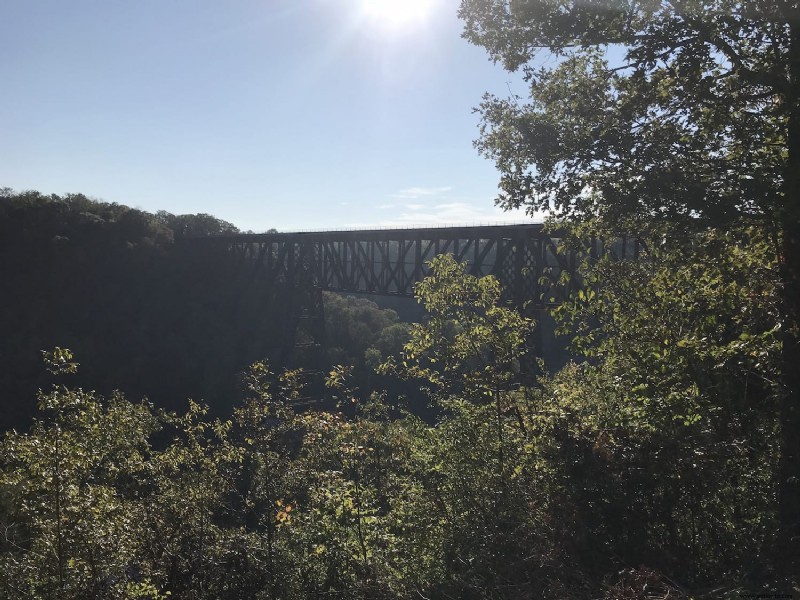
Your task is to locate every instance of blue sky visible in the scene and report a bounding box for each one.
[1,0,532,231]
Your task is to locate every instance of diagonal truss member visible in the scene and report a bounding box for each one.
[193,224,639,310]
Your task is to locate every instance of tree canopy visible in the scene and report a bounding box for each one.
[459,0,800,569]
[460,0,791,229]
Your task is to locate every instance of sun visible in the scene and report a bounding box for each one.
[362,0,434,27]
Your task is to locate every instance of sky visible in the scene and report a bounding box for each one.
[0,0,533,232]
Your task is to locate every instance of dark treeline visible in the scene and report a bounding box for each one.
[0,188,410,430]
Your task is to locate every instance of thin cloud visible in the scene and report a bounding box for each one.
[357,201,534,228]
[390,185,453,200]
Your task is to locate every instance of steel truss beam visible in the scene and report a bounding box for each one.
[195,225,635,309]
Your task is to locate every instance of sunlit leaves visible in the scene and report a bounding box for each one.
[462,0,788,229]
[381,254,535,402]
[40,347,79,376]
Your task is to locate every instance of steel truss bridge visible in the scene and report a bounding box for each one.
[194,224,637,310]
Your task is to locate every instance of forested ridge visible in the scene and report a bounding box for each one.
[0,188,411,430]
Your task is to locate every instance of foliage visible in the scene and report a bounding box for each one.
[459,1,787,230]
[1,236,792,597]
[380,254,534,399]
[0,382,162,598]
[323,293,411,376]
[41,348,79,376]
[459,0,800,573]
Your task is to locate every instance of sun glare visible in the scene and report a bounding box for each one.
[362,0,434,27]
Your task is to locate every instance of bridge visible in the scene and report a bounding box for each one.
[187,224,639,370]
[193,224,637,310]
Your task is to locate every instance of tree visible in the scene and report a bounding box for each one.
[381,254,534,402]
[546,226,782,584]
[0,350,164,599]
[154,211,239,238]
[459,0,800,566]
[379,256,578,597]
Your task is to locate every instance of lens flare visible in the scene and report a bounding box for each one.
[362,0,434,26]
